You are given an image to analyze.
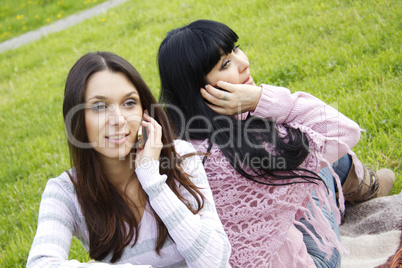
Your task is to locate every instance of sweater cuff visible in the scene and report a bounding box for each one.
[250,84,293,124]
[135,160,167,191]
[250,84,274,118]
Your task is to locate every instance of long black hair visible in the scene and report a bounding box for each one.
[158,20,321,185]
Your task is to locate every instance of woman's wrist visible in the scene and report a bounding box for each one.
[250,85,263,111]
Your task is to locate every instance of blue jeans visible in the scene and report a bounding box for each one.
[296,154,351,268]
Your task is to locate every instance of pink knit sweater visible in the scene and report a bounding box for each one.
[191,84,361,267]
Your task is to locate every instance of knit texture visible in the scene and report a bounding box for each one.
[191,84,361,267]
[26,140,231,268]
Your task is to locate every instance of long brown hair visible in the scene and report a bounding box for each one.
[62,51,205,262]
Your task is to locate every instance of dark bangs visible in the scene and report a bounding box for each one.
[188,20,239,75]
[158,20,239,137]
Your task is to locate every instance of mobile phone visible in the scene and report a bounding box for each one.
[137,124,148,149]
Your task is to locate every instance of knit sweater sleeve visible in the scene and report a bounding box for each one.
[135,140,231,268]
[26,175,150,268]
[250,84,361,170]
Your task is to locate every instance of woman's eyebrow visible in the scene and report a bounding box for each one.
[124,91,139,98]
[87,95,107,101]
[87,91,138,102]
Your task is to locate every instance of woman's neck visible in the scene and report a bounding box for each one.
[101,154,135,190]
[100,153,147,221]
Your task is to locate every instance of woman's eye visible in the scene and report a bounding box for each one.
[221,60,231,70]
[123,99,137,108]
[233,44,240,53]
[91,102,107,111]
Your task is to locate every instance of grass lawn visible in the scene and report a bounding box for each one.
[0,0,401,266]
[0,0,108,42]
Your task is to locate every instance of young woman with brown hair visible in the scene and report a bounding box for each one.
[26,51,230,268]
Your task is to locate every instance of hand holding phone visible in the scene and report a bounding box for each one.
[134,112,163,169]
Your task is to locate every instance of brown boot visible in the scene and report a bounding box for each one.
[342,161,395,204]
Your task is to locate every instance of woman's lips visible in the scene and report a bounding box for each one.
[243,76,254,85]
[106,134,129,145]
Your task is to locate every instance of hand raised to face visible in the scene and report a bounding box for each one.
[134,111,163,168]
[201,81,262,115]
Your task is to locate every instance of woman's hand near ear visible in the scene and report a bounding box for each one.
[201,81,262,115]
[135,111,163,168]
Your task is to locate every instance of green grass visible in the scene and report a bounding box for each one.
[0,0,108,42]
[0,0,401,266]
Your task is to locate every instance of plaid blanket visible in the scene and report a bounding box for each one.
[340,192,402,268]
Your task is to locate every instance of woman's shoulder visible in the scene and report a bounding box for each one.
[39,169,85,228]
[173,139,197,155]
[173,139,206,181]
[44,169,77,196]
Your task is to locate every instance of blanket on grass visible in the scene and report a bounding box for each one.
[339,192,402,268]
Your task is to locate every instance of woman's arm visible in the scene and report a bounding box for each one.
[135,140,231,268]
[200,82,360,167]
[250,84,361,168]
[26,178,79,268]
[26,177,148,268]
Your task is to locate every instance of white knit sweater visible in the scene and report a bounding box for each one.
[26,140,231,268]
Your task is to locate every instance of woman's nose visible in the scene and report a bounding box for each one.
[235,54,249,73]
[108,105,126,126]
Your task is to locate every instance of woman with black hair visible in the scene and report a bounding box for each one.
[26,51,231,268]
[158,20,394,267]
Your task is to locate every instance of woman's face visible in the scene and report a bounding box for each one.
[206,46,256,87]
[84,70,143,161]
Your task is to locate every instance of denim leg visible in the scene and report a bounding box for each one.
[296,154,352,268]
[332,154,352,186]
[296,167,341,267]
